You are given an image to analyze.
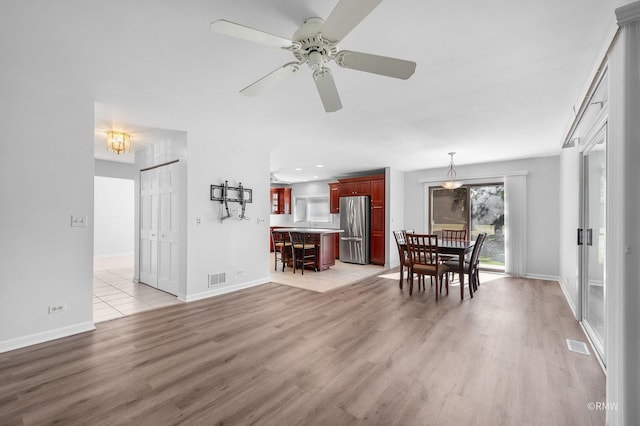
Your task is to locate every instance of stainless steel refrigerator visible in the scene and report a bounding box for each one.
[339,196,370,264]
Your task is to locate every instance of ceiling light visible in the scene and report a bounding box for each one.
[315,164,324,168]
[295,168,302,171]
[441,152,463,190]
[106,131,131,155]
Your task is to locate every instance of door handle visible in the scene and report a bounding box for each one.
[577,228,583,246]
[586,229,593,246]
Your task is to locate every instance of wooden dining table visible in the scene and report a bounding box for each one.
[400,238,476,300]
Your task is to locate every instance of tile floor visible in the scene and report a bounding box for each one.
[269,253,386,293]
[93,255,181,323]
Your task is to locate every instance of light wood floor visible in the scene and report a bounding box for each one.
[0,273,605,425]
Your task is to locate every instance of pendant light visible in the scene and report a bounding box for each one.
[441,152,463,190]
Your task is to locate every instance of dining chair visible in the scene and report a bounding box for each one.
[393,230,412,289]
[443,232,486,297]
[289,232,317,275]
[271,230,291,272]
[440,229,467,263]
[470,233,487,291]
[405,233,449,299]
[442,229,467,241]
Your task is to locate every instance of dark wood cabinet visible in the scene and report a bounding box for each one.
[337,174,385,265]
[369,177,385,265]
[338,179,370,197]
[270,187,291,214]
[329,182,340,213]
[272,231,338,270]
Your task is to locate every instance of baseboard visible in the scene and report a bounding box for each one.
[0,321,96,354]
[557,277,578,319]
[524,273,560,282]
[179,277,270,302]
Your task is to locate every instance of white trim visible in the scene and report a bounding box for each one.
[418,170,528,185]
[579,322,607,374]
[179,277,270,302]
[0,322,95,354]
[524,274,560,282]
[617,0,640,26]
[558,276,578,318]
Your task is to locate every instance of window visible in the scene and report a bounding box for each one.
[430,183,505,270]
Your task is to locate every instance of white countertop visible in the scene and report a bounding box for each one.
[273,228,343,234]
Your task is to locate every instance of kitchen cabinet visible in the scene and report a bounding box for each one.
[370,177,385,265]
[338,180,371,197]
[270,187,291,214]
[329,182,340,213]
[271,228,341,270]
[337,174,385,265]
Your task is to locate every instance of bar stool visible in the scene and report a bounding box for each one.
[289,232,317,275]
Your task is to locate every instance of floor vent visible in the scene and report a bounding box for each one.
[566,338,590,355]
[208,272,226,287]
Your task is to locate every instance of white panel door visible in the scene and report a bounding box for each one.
[157,163,179,295]
[139,162,180,295]
[139,168,159,287]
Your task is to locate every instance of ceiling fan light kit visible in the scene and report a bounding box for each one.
[210,0,416,112]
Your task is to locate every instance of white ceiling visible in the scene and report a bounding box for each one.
[2,0,623,181]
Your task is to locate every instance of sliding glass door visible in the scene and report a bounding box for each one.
[430,184,505,270]
[581,125,606,361]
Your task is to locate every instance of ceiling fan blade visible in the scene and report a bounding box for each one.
[313,68,342,112]
[210,19,293,48]
[321,0,382,42]
[240,62,300,97]
[336,50,416,79]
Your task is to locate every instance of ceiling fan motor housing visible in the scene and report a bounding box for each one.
[291,17,338,68]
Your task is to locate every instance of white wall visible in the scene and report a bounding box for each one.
[0,77,95,352]
[185,133,271,301]
[94,176,134,257]
[387,167,405,268]
[95,159,136,180]
[403,156,560,279]
[558,147,581,317]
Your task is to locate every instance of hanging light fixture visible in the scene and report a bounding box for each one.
[106,130,131,155]
[441,152,463,190]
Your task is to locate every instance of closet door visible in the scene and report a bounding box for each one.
[139,168,159,286]
[156,163,179,295]
[139,162,180,295]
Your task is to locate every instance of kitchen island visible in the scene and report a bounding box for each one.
[272,228,343,271]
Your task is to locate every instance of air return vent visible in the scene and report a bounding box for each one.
[208,272,226,287]
[566,338,590,355]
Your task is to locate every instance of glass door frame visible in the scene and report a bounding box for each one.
[580,120,607,364]
[428,182,505,271]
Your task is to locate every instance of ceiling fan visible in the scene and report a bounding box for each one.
[210,0,416,112]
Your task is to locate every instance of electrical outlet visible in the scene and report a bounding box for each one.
[70,215,88,227]
[48,304,66,314]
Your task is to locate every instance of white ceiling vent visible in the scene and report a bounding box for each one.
[566,338,590,355]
